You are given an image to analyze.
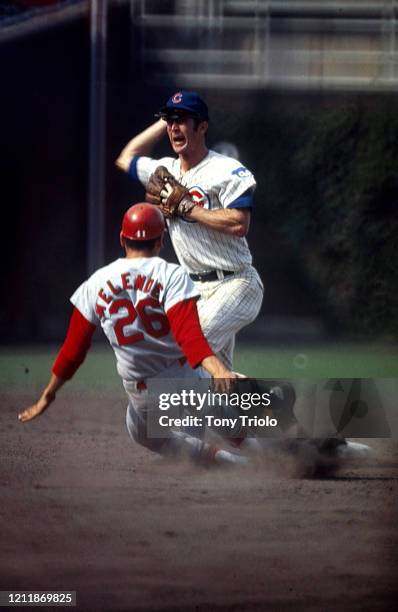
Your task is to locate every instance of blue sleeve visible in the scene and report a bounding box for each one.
[226,189,253,209]
[128,155,140,181]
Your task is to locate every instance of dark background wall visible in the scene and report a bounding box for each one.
[1,3,397,342]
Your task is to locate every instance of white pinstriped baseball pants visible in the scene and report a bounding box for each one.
[195,265,264,369]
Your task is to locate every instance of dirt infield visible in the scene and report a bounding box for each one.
[1,391,398,611]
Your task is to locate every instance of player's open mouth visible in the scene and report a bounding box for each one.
[172,135,186,147]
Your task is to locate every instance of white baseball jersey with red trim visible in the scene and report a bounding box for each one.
[70,256,198,381]
[132,150,255,274]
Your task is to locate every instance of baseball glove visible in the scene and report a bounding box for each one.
[145,166,196,218]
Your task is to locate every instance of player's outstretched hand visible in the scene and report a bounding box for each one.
[18,391,55,422]
[212,376,236,394]
[201,355,237,393]
[18,373,65,423]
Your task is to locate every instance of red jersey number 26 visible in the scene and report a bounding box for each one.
[109,297,170,346]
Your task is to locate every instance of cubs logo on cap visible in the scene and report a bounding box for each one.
[171,92,183,104]
[157,91,209,121]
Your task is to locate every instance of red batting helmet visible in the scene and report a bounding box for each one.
[121,203,165,241]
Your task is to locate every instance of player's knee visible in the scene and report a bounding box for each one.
[126,403,169,454]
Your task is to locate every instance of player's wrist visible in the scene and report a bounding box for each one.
[41,390,56,406]
[179,197,196,217]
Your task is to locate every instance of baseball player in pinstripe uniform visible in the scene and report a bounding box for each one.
[18,203,248,467]
[116,91,264,370]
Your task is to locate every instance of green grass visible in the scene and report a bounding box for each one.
[1,342,397,395]
[234,342,398,378]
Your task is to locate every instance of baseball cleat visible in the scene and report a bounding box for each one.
[315,438,373,462]
[334,440,373,461]
[196,443,249,467]
[214,449,249,466]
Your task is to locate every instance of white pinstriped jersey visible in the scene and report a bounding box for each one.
[130,150,256,274]
[70,257,199,381]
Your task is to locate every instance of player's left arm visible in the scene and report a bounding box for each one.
[166,297,214,368]
[166,297,235,383]
[186,205,250,237]
[184,168,254,236]
[18,373,65,422]
[163,268,236,377]
[18,308,96,422]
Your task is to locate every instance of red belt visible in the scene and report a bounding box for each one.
[136,358,186,391]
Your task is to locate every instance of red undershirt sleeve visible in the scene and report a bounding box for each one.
[166,298,214,368]
[52,307,97,380]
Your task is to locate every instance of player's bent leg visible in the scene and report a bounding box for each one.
[126,402,248,466]
[126,402,167,454]
[216,336,235,371]
[197,267,263,364]
[124,362,251,466]
[126,401,199,456]
[168,431,249,466]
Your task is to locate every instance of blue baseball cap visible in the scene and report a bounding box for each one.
[156,91,209,121]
